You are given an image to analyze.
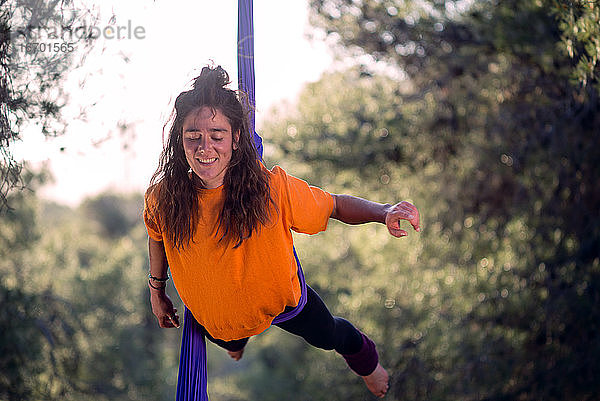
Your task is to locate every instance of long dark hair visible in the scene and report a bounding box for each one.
[147,65,274,249]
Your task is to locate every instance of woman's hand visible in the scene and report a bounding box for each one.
[384,201,421,238]
[149,288,180,328]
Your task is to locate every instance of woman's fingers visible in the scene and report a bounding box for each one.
[388,227,408,238]
[385,201,421,237]
[168,312,180,328]
[397,201,420,231]
[150,292,180,328]
[157,310,180,328]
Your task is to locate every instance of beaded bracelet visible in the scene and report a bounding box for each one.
[148,273,170,282]
[148,279,166,290]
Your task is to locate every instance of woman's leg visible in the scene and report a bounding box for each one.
[201,325,249,353]
[275,286,388,397]
[277,286,389,397]
[275,286,383,376]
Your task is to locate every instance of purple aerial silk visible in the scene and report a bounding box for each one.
[237,0,262,156]
[176,308,207,401]
[175,1,307,399]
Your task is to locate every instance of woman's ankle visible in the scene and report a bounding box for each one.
[341,332,379,376]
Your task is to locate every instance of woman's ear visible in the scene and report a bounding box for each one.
[233,130,240,150]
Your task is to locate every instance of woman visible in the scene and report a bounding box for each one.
[144,65,420,398]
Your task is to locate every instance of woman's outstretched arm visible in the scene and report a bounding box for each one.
[331,194,420,238]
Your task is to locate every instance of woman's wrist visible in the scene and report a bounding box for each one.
[149,272,169,282]
[378,203,392,224]
[148,275,168,292]
[148,271,170,289]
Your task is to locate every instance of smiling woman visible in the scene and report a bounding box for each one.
[182,107,239,189]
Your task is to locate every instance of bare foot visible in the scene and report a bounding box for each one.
[362,363,389,398]
[227,348,244,361]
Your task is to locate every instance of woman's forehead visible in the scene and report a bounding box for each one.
[183,106,230,127]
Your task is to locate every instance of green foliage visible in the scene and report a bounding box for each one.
[80,193,143,238]
[550,0,600,92]
[0,187,182,400]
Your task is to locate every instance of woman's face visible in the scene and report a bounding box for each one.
[182,106,238,189]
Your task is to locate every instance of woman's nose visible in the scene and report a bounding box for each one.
[195,137,208,154]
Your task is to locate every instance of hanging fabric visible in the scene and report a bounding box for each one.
[237,0,261,157]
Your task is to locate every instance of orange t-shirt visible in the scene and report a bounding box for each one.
[144,165,334,341]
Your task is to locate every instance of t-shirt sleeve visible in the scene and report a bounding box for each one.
[272,166,334,235]
[143,189,164,242]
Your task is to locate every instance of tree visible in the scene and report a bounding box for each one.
[0,172,83,400]
[0,0,97,210]
[305,1,600,400]
[0,187,183,400]
[81,193,143,238]
[550,0,600,93]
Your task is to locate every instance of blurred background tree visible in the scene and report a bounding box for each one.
[550,0,600,92]
[0,185,182,400]
[0,0,97,210]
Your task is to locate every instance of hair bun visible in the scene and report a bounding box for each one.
[193,65,230,91]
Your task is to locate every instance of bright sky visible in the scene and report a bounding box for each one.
[14,0,333,206]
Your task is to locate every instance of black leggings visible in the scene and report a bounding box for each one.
[203,285,363,355]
